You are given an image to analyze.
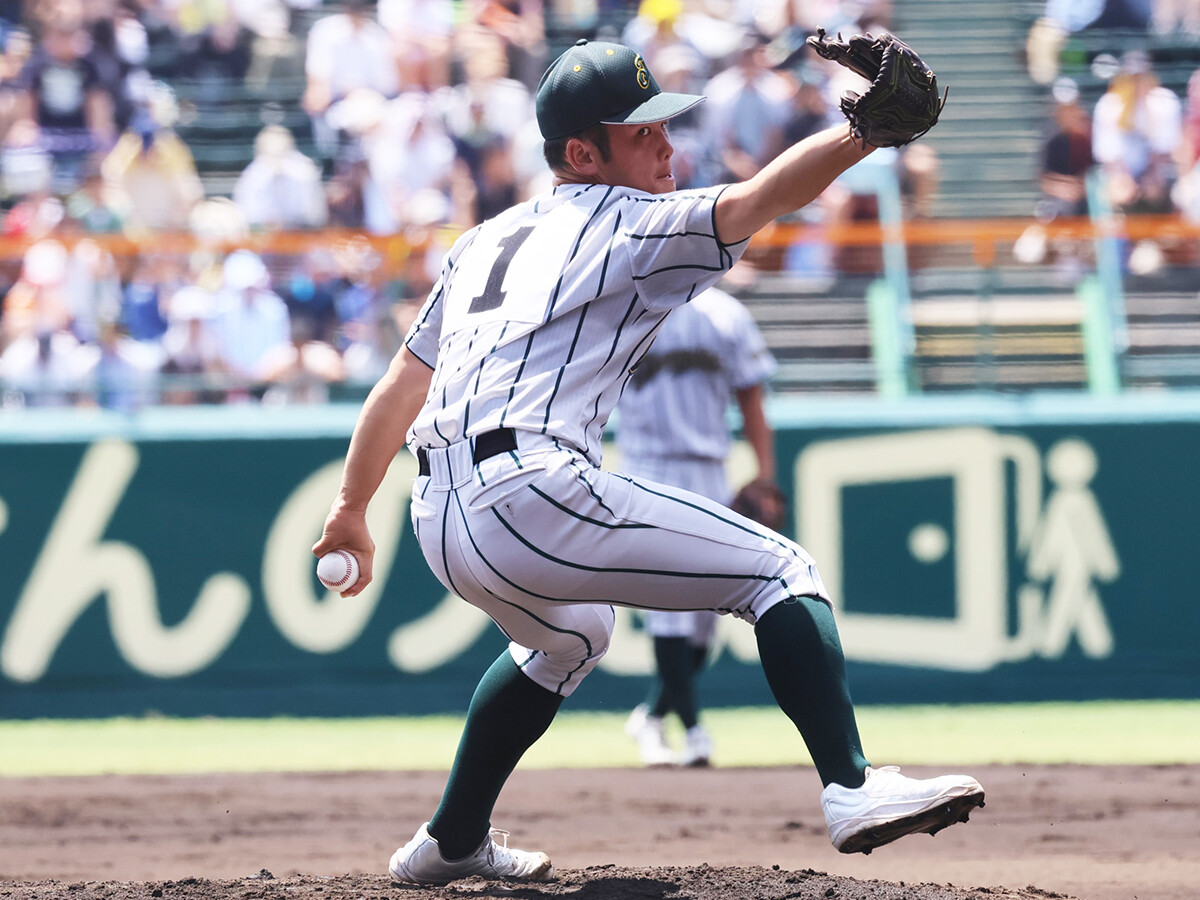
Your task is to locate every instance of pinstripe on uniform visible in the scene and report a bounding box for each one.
[404,183,830,697]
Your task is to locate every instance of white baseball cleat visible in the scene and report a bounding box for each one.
[388,822,554,884]
[678,724,713,767]
[625,705,676,767]
[821,765,985,854]
[624,703,651,739]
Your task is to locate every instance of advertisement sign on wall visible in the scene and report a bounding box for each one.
[1,406,1195,717]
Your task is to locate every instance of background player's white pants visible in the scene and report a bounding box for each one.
[410,436,829,697]
[618,455,731,645]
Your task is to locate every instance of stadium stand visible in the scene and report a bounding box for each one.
[4,1,1200,407]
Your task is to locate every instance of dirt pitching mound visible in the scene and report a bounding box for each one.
[3,867,1075,900]
[1,765,1196,899]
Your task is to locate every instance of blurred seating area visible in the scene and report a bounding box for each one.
[1,0,1200,409]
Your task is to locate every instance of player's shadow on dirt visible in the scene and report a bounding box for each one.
[439,875,681,899]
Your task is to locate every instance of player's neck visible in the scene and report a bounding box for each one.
[553,173,603,188]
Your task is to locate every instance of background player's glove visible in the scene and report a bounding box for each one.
[806,28,947,148]
[730,479,788,532]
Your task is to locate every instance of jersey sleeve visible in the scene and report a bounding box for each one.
[403,226,482,367]
[621,187,750,312]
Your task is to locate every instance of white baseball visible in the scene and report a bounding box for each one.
[316,550,360,592]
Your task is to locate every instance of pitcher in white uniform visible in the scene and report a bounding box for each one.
[314,38,984,886]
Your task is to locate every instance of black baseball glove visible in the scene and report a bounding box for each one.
[730,479,788,532]
[806,28,947,148]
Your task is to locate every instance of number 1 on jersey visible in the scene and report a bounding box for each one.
[469,226,535,313]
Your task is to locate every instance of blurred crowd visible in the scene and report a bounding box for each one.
[1018,0,1200,274]
[3,0,1200,409]
[0,0,931,410]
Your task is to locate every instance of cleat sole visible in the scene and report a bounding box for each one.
[838,790,985,855]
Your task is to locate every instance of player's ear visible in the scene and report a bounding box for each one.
[564,137,601,175]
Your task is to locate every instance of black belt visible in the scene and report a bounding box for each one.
[417,428,518,476]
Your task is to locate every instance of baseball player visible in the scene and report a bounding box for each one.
[618,286,779,768]
[314,38,982,885]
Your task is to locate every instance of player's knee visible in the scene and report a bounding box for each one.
[510,605,613,697]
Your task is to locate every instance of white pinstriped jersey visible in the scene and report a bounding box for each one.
[404,182,749,463]
[616,287,776,464]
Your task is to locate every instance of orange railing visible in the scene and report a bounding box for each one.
[3,215,1199,269]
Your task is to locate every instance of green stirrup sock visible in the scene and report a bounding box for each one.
[428,652,563,859]
[754,597,870,788]
[652,636,700,729]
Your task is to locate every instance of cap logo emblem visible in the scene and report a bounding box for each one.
[634,55,649,89]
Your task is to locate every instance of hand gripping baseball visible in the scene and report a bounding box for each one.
[807,28,947,148]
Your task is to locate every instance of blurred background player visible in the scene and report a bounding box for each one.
[619,285,781,767]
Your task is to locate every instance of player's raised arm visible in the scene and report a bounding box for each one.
[312,347,433,595]
[715,29,945,246]
[714,125,871,245]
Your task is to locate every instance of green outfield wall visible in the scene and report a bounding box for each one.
[2,395,1198,718]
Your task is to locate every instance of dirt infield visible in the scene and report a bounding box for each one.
[1,765,1195,900]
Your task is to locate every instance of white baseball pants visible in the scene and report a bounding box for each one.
[409,434,830,697]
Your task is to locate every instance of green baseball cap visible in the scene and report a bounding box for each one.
[536,40,704,141]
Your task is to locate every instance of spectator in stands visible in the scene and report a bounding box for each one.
[63,235,123,345]
[0,0,20,34]
[282,248,341,347]
[379,0,454,91]
[174,5,254,103]
[303,0,398,160]
[324,148,376,230]
[64,162,123,232]
[0,117,57,231]
[700,31,792,184]
[244,1,306,92]
[321,86,404,232]
[330,238,391,350]
[210,248,291,393]
[159,283,226,405]
[120,253,174,345]
[0,25,33,144]
[72,315,162,411]
[1151,0,1200,32]
[1171,66,1200,178]
[619,0,707,84]
[15,16,116,192]
[1092,49,1182,215]
[362,89,459,230]
[86,9,150,133]
[342,301,404,386]
[0,326,82,407]
[1171,68,1200,222]
[1041,77,1095,220]
[233,124,328,230]
[781,63,834,147]
[438,29,532,148]
[1042,0,1152,32]
[437,29,531,223]
[258,315,346,404]
[1,238,73,347]
[468,0,547,90]
[100,80,203,235]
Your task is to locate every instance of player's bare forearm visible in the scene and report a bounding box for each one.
[337,347,433,512]
[714,125,873,245]
[736,384,776,482]
[313,348,433,594]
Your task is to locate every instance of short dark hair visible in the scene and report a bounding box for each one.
[543,123,611,174]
